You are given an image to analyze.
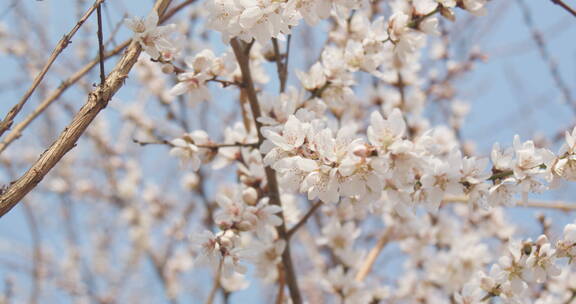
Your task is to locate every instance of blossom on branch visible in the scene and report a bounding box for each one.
[125,11,176,60]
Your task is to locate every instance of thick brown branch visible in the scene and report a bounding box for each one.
[0,0,105,138]
[0,0,196,155]
[230,38,303,304]
[0,0,174,217]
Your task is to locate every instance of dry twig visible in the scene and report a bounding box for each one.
[517,0,575,113]
[550,0,576,17]
[355,229,393,282]
[0,0,174,217]
[0,0,106,138]
[0,0,197,155]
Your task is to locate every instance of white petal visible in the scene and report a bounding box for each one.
[145,11,159,29]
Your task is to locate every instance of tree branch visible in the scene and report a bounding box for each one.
[96,2,106,86]
[0,40,128,155]
[355,228,392,282]
[443,196,576,211]
[205,258,224,304]
[132,137,258,149]
[550,0,576,18]
[271,37,288,93]
[0,0,174,217]
[230,37,303,304]
[287,201,322,239]
[0,0,197,155]
[517,0,575,113]
[0,0,106,138]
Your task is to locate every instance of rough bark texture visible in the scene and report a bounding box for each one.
[0,0,173,217]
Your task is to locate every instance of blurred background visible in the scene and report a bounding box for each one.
[0,0,575,302]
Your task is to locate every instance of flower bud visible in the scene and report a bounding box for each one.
[237,220,253,232]
[181,173,199,190]
[353,144,371,158]
[242,187,258,206]
[536,235,548,246]
[161,63,175,74]
[219,236,232,248]
[480,277,497,294]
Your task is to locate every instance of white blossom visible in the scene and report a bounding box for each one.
[125,11,176,59]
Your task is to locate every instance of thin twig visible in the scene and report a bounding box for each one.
[0,41,128,155]
[96,2,106,86]
[132,137,258,149]
[0,0,197,155]
[550,0,576,17]
[271,38,287,93]
[285,34,291,81]
[0,0,174,217]
[481,293,495,302]
[355,228,392,282]
[162,0,196,21]
[408,7,440,29]
[207,77,243,88]
[287,201,322,239]
[517,0,575,113]
[230,38,303,304]
[147,250,179,304]
[443,196,576,211]
[1,160,42,304]
[102,2,119,47]
[0,0,106,138]
[205,258,224,304]
[22,202,42,304]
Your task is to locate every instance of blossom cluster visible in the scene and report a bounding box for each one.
[259,107,574,214]
[190,185,287,283]
[108,0,576,302]
[458,225,576,303]
[204,0,488,47]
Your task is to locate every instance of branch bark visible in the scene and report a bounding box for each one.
[0,0,174,217]
[0,0,196,155]
[355,228,392,282]
[0,41,129,155]
[0,0,105,138]
[550,0,576,17]
[96,2,106,86]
